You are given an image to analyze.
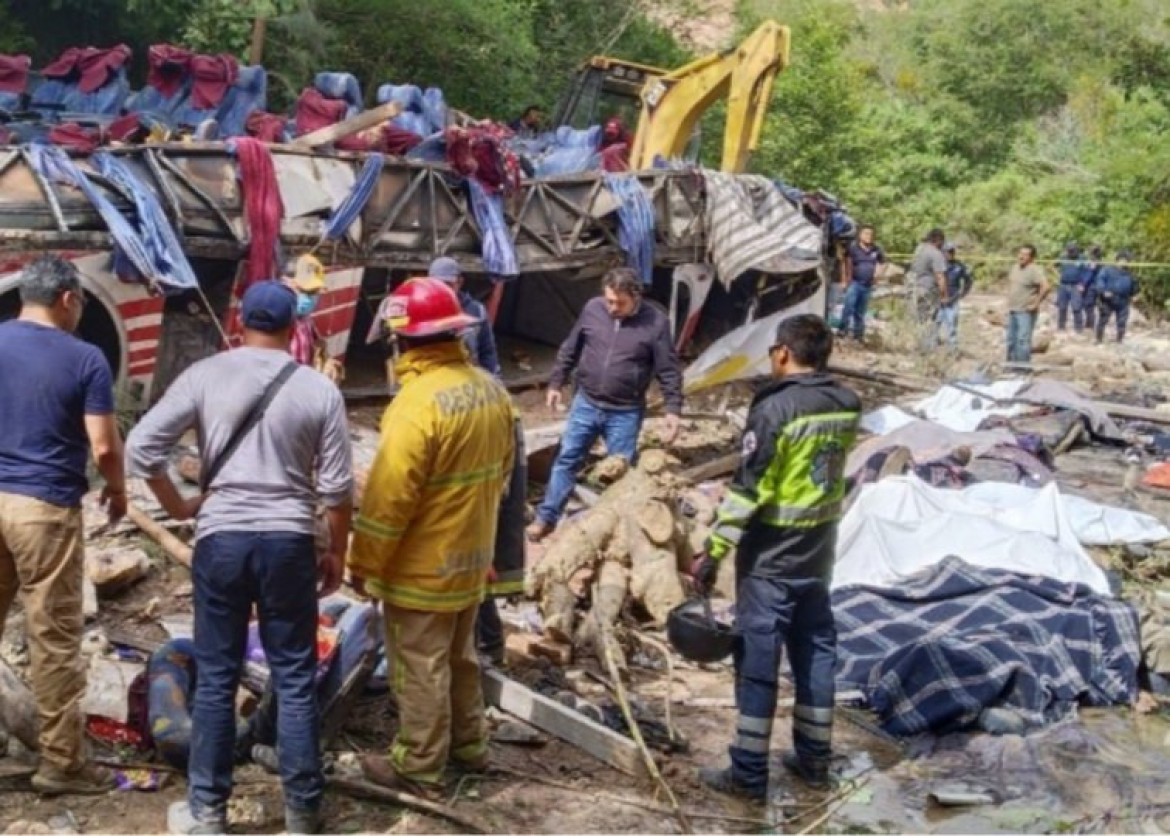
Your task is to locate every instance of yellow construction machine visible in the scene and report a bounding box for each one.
[551,21,790,173]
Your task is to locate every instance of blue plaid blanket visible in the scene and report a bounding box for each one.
[832,556,1140,736]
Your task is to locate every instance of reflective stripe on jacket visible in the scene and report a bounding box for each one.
[349,342,515,611]
[706,372,861,579]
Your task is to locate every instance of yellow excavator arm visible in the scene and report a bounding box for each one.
[629,21,790,173]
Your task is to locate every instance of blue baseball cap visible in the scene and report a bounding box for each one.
[428,256,462,283]
[240,280,297,332]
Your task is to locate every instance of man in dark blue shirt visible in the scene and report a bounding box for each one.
[1094,250,1138,344]
[428,257,501,376]
[0,256,126,796]
[936,242,973,350]
[1055,242,1089,332]
[1082,245,1104,331]
[837,225,885,341]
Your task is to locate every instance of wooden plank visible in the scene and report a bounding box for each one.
[482,668,647,778]
[1095,400,1170,426]
[127,503,193,568]
[681,452,739,484]
[293,101,404,149]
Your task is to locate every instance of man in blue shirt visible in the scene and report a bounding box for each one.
[936,242,973,350]
[427,257,501,376]
[0,256,127,796]
[1094,250,1138,344]
[1055,242,1088,332]
[1082,245,1104,331]
[837,225,885,341]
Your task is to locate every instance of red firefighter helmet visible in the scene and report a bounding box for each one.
[383,277,478,338]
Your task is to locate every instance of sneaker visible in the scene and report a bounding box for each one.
[525,520,554,543]
[698,766,766,801]
[780,750,833,790]
[285,806,323,835]
[31,762,116,796]
[359,754,444,801]
[166,801,227,835]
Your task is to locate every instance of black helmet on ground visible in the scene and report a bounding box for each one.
[666,598,737,663]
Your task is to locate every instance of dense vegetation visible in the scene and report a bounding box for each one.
[2,0,1167,306]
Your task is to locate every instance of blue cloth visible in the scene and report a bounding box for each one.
[832,557,1140,736]
[92,152,198,291]
[189,531,323,818]
[377,83,434,136]
[466,179,519,277]
[0,320,114,508]
[604,173,655,284]
[536,393,644,526]
[1006,310,1036,363]
[314,72,362,117]
[323,153,383,241]
[847,242,883,286]
[838,281,871,339]
[731,575,835,790]
[216,65,267,137]
[458,291,501,376]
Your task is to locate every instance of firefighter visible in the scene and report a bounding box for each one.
[691,314,860,800]
[349,278,515,798]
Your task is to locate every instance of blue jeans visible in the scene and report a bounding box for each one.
[935,302,959,348]
[535,394,643,527]
[189,531,322,817]
[1006,311,1036,364]
[838,282,872,339]
[1055,284,1084,331]
[1096,298,1130,343]
[731,575,836,791]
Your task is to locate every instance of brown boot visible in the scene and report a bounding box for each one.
[525,520,554,543]
[31,762,116,796]
[359,754,444,801]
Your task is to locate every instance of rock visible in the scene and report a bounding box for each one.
[985,310,1006,328]
[1031,328,1053,354]
[80,657,145,723]
[1044,350,1075,367]
[492,719,547,746]
[1144,354,1170,373]
[82,577,98,619]
[86,547,149,595]
[5,822,52,835]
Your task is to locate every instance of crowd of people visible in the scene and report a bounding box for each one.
[835,227,1142,364]
[0,221,1144,825]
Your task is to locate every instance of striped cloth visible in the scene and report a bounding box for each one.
[604,173,655,284]
[833,556,1140,736]
[701,171,821,286]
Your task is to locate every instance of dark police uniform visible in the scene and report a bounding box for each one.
[705,372,860,794]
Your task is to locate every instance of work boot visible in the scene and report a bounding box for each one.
[285,806,323,835]
[166,801,227,835]
[359,754,444,801]
[31,762,116,796]
[780,750,833,790]
[698,766,766,801]
[525,520,554,543]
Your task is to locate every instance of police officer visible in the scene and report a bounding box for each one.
[1094,250,1138,344]
[1055,242,1087,332]
[691,315,861,800]
[1082,245,1104,332]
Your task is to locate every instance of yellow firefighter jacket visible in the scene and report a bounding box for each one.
[349,341,515,611]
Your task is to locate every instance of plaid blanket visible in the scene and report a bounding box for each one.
[833,556,1140,736]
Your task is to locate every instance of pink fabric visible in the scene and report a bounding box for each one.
[444,124,522,195]
[381,125,423,155]
[231,137,284,287]
[601,142,630,172]
[245,111,287,143]
[42,45,131,93]
[294,87,347,137]
[146,44,193,97]
[107,112,143,142]
[289,318,317,366]
[49,123,102,152]
[0,54,31,94]
[189,53,239,109]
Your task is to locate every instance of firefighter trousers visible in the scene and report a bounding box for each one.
[730,574,836,792]
[383,602,488,785]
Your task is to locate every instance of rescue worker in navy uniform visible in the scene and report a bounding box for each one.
[1055,242,1087,332]
[692,315,861,800]
[1081,245,1104,332]
[1094,250,1138,344]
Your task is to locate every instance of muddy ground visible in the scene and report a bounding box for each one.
[2,289,1170,834]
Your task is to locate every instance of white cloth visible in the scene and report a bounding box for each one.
[834,476,1112,595]
[859,405,917,435]
[913,380,1030,433]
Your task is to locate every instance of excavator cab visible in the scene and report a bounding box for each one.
[552,21,790,173]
